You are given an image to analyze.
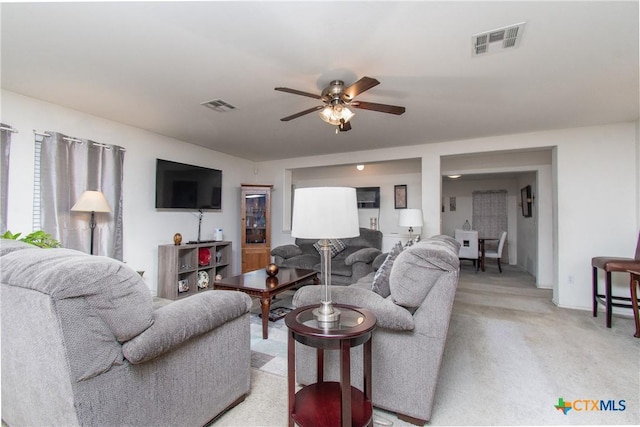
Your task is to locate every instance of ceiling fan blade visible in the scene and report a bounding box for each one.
[343,76,380,100]
[280,105,324,121]
[339,120,352,132]
[275,87,322,99]
[351,101,406,115]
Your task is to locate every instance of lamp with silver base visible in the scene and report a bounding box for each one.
[71,190,111,255]
[398,208,423,241]
[291,187,359,324]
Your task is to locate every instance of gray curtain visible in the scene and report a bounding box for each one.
[1,124,13,232]
[472,190,508,239]
[37,132,125,259]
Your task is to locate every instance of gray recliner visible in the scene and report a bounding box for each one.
[271,227,383,285]
[1,239,252,427]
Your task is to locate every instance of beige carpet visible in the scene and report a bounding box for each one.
[212,264,640,426]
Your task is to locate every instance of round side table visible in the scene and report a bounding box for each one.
[285,304,377,427]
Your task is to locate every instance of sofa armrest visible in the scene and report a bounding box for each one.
[345,247,383,266]
[271,244,303,259]
[293,286,414,331]
[372,252,388,270]
[122,291,252,364]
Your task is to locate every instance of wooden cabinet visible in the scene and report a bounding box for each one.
[241,184,272,273]
[157,241,232,300]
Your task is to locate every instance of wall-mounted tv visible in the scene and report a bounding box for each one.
[356,187,380,208]
[155,159,222,210]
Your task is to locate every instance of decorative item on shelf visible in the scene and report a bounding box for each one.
[214,228,223,241]
[266,263,279,276]
[70,190,112,255]
[399,208,423,241]
[266,276,279,288]
[216,252,222,263]
[197,271,210,289]
[173,233,182,245]
[291,187,359,324]
[198,248,211,266]
[215,274,223,281]
[462,220,471,231]
[178,279,189,293]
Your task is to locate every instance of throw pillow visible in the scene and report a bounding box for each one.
[313,239,347,258]
[371,241,403,298]
[403,234,421,248]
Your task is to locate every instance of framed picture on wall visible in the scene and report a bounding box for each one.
[394,185,407,209]
[521,185,532,217]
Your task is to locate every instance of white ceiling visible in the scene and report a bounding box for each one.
[1,1,638,162]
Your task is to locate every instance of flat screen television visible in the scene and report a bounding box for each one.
[155,159,222,210]
[356,187,380,208]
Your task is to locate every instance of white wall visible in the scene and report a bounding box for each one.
[2,90,254,295]
[293,171,422,235]
[256,121,639,313]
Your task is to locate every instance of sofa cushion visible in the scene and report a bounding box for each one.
[0,238,39,256]
[345,247,382,266]
[1,247,154,342]
[371,241,403,298]
[389,240,460,308]
[313,239,347,257]
[270,244,303,259]
[282,254,319,270]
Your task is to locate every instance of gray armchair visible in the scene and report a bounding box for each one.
[1,240,252,427]
[271,227,383,285]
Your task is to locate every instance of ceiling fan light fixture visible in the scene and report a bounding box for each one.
[319,104,355,126]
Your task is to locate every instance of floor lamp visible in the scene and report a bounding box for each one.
[291,187,359,324]
[71,190,112,255]
[399,208,423,241]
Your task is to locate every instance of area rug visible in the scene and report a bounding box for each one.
[259,306,293,322]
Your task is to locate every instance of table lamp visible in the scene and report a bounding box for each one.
[399,208,423,241]
[71,190,111,255]
[291,187,359,324]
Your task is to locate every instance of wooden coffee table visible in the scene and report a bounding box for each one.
[213,267,318,339]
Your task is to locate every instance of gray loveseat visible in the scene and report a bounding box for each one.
[292,235,460,425]
[271,227,383,285]
[0,239,252,427]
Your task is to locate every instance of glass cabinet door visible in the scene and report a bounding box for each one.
[244,192,267,245]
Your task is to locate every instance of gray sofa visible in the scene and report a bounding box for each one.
[271,227,383,285]
[292,235,460,425]
[0,239,252,427]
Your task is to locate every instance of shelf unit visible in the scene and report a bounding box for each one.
[158,241,232,300]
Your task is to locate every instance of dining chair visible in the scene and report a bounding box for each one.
[484,231,507,273]
[592,232,640,329]
[454,229,479,271]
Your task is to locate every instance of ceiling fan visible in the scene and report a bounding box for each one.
[275,76,406,132]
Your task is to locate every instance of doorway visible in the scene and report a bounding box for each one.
[441,148,554,289]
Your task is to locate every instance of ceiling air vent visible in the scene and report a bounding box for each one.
[472,22,525,56]
[201,99,237,112]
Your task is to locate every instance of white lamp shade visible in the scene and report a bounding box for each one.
[71,190,112,213]
[398,208,423,227]
[291,187,359,239]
